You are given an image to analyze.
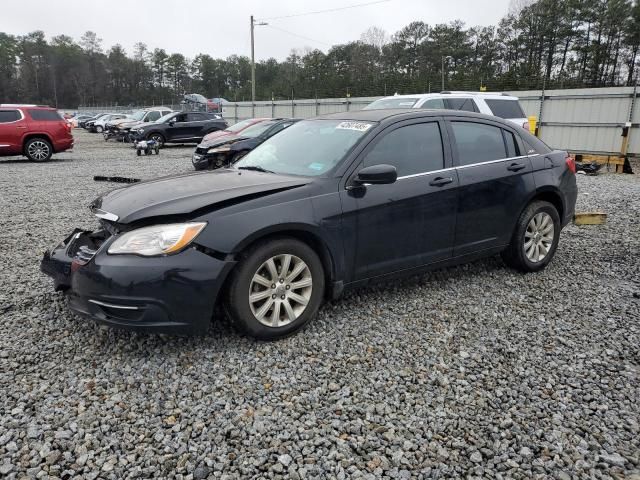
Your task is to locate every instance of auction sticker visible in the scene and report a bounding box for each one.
[336,121,373,132]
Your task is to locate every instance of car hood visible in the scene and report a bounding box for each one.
[202,129,233,142]
[91,169,311,224]
[134,121,162,130]
[198,134,250,149]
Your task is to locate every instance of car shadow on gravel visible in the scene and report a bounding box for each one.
[50,255,513,358]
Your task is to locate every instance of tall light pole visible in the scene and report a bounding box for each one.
[441,55,453,91]
[251,15,268,103]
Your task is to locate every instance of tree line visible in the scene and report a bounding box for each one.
[1,0,639,108]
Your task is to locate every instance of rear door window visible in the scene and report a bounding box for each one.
[28,109,62,121]
[450,121,507,166]
[0,110,21,123]
[445,98,478,112]
[485,99,526,119]
[363,122,444,177]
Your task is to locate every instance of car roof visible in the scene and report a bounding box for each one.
[372,92,520,101]
[316,108,514,126]
[0,104,55,109]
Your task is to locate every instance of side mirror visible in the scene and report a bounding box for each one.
[354,164,397,185]
[168,121,175,127]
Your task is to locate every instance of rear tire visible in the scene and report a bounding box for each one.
[501,201,561,272]
[225,238,325,340]
[24,138,53,162]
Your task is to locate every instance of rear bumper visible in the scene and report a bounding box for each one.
[53,137,74,153]
[41,229,236,334]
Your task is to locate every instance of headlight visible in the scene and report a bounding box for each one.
[207,145,231,154]
[108,222,207,256]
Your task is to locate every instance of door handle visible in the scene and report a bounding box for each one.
[507,162,525,172]
[17,126,27,129]
[429,176,454,187]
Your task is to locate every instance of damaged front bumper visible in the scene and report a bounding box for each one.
[40,229,235,334]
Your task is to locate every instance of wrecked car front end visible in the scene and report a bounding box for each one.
[40,208,235,335]
[40,169,313,334]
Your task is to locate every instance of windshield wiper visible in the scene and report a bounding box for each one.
[237,165,275,173]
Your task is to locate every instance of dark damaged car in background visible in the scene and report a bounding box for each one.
[41,109,577,340]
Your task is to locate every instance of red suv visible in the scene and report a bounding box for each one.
[0,104,74,162]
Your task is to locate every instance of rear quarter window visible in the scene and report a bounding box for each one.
[0,110,21,123]
[520,132,552,154]
[28,109,63,121]
[485,99,526,119]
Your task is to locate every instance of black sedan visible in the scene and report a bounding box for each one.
[41,109,577,340]
[192,118,299,170]
[129,111,228,147]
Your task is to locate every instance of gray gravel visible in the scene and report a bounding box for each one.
[1,130,639,479]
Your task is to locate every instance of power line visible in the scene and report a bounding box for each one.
[264,24,332,47]
[258,0,391,22]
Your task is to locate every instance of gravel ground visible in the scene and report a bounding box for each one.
[0,130,639,479]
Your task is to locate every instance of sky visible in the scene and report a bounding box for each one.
[0,0,511,60]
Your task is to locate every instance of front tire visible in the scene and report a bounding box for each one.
[501,200,561,272]
[25,138,53,162]
[225,238,325,340]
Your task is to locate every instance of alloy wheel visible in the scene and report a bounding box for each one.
[248,254,313,327]
[524,212,554,263]
[27,141,50,161]
[150,134,164,147]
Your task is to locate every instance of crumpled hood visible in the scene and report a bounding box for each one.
[197,134,249,150]
[91,169,310,224]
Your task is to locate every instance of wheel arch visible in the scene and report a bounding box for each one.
[22,133,53,153]
[527,186,565,221]
[231,224,336,298]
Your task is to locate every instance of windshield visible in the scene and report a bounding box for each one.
[364,97,419,110]
[227,118,263,133]
[156,112,176,124]
[234,119,374,176]
[240,121,277,138]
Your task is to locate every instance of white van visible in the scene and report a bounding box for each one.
[364,91,529,130]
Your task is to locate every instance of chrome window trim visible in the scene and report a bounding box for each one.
[456,155,529,170]
[0,108,24,124]
[397,167,454,180]
[88,299,139,310]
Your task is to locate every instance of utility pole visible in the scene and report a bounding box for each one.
[250,15,268,103]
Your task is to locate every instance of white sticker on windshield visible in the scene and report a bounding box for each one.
[336,121,372,132]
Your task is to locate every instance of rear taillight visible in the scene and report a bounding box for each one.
[565,155,576,174]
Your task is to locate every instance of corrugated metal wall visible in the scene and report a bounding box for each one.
[80,87,640,155]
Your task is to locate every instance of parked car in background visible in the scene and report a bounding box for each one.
[78,114,106,129]
[201,117,272,143]
[192,118,299,170]
[364,92,529,130]
[69,114,94,128]
[91,114,128,133]
[107,107,173,139]
[0,104,73,161]
[84,113,113,132]
[41,109,577,339]
[129,111,228,147]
